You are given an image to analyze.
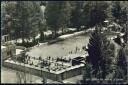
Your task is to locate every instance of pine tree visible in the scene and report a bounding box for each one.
[83,62,93,83]
[70,1,83,31]
[14,1,29,43]
[11,2,21,41]
[105,2,114,22]
[3,2,16,39]
[9,1,42,44]
[29,2,41,42]
[46,1,72,37]
[120,7,127,25]
[87,25,114,80]
[82,1,109,27]
[58,1,72,34]
[45,1,62,38]
[82,1,91,28]
[1,2,6,35]
[123,23,128,43]
[112,66,124,83]
[117,47,127,79]
[111,1,122,24]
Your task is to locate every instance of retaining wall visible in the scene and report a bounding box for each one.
[3,60,85,82]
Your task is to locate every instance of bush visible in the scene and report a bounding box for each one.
[16,40,38,48]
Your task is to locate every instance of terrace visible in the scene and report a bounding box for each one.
[4,53,86,81]
[15,52,87,73]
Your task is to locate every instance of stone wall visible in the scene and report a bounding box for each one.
[3,61,84,82]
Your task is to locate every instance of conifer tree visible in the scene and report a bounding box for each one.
[45,1,62,38]
[58,1,72,34]
[87,25,114,80]
[12,1,42,43]
[46,1,72,37]
[111,1,122,24]
[117,47,127,79]
[70,1,83,31]
[83,62,93,83]
[82,1,109,27]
